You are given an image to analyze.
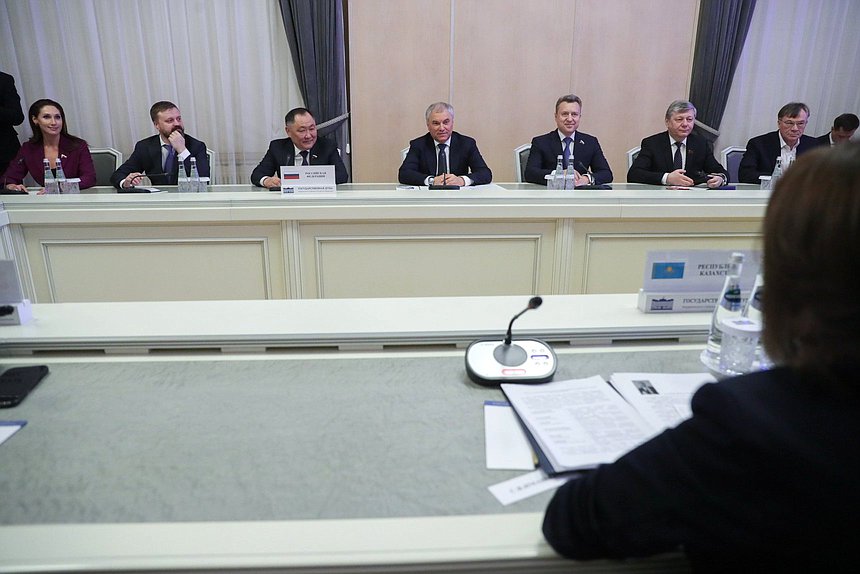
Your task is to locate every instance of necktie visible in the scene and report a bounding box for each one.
[300,150,309,165]
[673,141,683,170]
[436,143,447,176]
[163,144,175,174]
[562,137,572,170]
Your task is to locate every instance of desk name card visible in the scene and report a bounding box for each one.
[637,249,760,313]
[280,165,336,196]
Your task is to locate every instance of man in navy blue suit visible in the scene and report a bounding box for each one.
[398,102,491,187]
[524,94,613,186]
[627,100,727,188]
[738,102,823,184]
[250,107,348,188]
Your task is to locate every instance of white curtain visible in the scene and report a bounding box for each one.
[715,0,860,153]
[0,0,303,184]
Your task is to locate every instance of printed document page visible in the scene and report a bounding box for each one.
[609,372,715,434]
[502,376,655,473]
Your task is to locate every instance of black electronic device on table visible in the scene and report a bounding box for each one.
[465,296,557,386]
[0,365,49,408]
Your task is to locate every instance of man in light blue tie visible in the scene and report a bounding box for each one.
[110,101,209,189]
[524,94,613,187]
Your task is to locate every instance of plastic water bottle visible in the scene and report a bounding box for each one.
[770,157,782,187]
[705,252,745,358]
[43,158,59,194]
[743,273,763,323]
[55,158,67,193]
[177,158,191,192]
[189,157,200,192]
[551,155,565,190]
[742,272,772,369]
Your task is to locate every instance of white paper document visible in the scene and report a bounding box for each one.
[502,376,656,474]
[0,421,26,446]
[488,469,573,506]
[609,372,716,433]
[483,400,535,470]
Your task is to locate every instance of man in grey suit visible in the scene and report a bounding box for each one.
[250,107,348,188]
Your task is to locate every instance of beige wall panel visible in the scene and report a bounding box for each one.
[297,221,557,298]
[22,224,287,303]
[570,0,699,182]
[348,0,698,183]
[451,0,575,183]
[348,0,452,183]
[570,221,762,294]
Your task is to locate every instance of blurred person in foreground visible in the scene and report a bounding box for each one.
[544,143,860,572]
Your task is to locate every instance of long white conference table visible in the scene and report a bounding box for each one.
[0,294,709,573]
[0,182,766,304]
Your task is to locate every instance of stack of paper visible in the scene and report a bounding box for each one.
[501,372,714,476]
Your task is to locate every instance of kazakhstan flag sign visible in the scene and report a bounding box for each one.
[651,262,685,279]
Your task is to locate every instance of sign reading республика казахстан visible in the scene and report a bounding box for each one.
[637,250,760,313]
[280,165,336,196]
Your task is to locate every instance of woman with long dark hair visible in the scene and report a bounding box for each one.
[2,98,96,192]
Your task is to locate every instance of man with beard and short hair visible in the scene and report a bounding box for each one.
[111,100,209,188]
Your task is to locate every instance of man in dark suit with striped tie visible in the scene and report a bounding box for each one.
[250,107,349,188]
[627,100,727,188]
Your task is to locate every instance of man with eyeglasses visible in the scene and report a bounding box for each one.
[738,102,824,184]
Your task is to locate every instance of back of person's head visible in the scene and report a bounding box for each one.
[763,142,860,379]
[149,100,178,122]
[833,113,859,131]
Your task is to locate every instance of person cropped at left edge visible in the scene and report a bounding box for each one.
[250,107,348,188]
[524,94,612,186]
[627,99,727,188]
[0,71,25,176]
[2,98,96,194]
[398,101,492,187]
[110,100,208,189]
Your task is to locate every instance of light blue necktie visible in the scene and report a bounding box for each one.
[562,137,572,169]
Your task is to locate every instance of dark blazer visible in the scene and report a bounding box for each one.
[738,131,822,184]
[542,367,860,571]
[525,130,613,185]
[250,136,348,186]
[110,133,209,188]
[2,136,97,189]
[0,72,25,175]
[398,131,492,186]
[627,131,727,186]
[815,133,833,147]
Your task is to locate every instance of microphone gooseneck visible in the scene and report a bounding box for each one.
[503,296,543,346]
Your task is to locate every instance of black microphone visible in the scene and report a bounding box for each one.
[503,296,542,345]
